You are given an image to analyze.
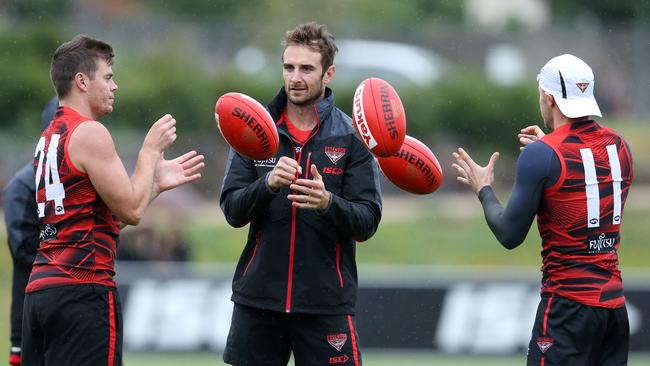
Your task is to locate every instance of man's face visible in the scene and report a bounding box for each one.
[282,45,333,107]
[86,59,118,118]
[538,87,553,130]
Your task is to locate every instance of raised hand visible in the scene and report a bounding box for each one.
[267,156,302,191]
[518,125,546,150]
[452,148,499,194]
[154,150,205,194]
[288,164,331,211]
[143,114,177,154]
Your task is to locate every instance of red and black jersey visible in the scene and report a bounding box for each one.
[538,120,634,308]
[26,106,120,293]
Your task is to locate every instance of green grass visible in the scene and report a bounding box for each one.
[185,215,247,263]
[185,187,650,267]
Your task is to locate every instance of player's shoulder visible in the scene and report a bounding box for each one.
[518,141,557,170]
[74,119,108,132]
[2,163,34,197]
[598,122,631,148]
[13,163,35,186]
[318,107,356,141]
[68,120,116,160]
[521,140,554,158]
[332,107,354,130]
[70,120,112,142]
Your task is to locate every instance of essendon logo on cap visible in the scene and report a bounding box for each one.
[325,146,347,165]
[536,337,554,353]
[327,333,347,351]
[576,82,590,93]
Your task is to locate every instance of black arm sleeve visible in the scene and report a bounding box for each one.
[478,141,559,249]
[219,149,279,228]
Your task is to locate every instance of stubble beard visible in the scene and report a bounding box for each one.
[542,111,553,131]
[286,83,324,107]
[92,95,114,119]
[540,103,553,131]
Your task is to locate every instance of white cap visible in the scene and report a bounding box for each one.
[537,54,602,118]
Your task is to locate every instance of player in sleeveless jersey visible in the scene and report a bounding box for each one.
[21,35,204,366]
[452,54,633,365]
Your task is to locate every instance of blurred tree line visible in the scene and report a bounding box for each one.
[0,0,646,154]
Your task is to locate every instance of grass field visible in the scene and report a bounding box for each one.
[186,185,650,267]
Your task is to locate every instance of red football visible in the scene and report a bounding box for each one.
[352,77,406,157]
[376,136,443,194]
[215,92,279,160]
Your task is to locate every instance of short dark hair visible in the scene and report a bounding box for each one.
[283,22,338,72]
[50,35,114,98]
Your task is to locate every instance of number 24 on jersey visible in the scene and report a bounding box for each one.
[34,134,65,218]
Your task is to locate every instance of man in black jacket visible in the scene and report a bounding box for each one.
[3,97,57,366]
[219,22,382,366]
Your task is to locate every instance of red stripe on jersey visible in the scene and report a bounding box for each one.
[107,291,116,366]
[347,315,360,366]
[538,121,633,308]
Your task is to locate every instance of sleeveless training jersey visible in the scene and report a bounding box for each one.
[26,106,119,292]
[538,120,633,308]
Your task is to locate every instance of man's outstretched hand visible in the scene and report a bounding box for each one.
[452,148,499,194]
[154,150,205,194]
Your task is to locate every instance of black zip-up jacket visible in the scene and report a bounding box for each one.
[4,96,58,355]
[219,87,382,315]
[4,163,39,350]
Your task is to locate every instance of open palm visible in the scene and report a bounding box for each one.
[154,150,205,193]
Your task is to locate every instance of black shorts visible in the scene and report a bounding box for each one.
[224,303,362,366]
[526,293,629,366]
[22,284,123,366]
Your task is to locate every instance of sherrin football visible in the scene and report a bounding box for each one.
[352,77,406,157]
[376,136,443,194]
[215,92,279,160]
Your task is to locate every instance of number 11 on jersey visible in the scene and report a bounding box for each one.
[580,144,622,228]
[34,134,66,218]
